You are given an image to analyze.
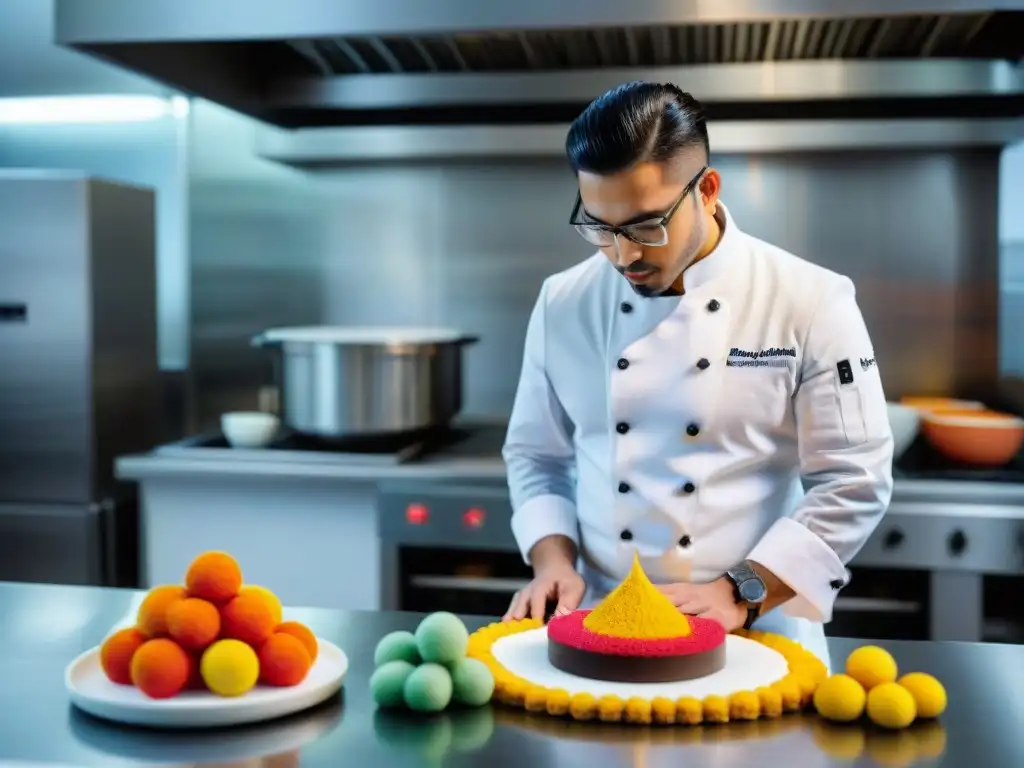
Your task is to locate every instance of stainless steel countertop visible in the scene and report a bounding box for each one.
[114,444,1023,491]
[1,581,1018,767]
[116,448,509,482]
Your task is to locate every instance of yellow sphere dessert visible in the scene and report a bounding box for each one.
[866,682,917,729]
[813,674,867,722]
[846,645,898,691]
[897,672,947,719]
[912,720,948,758]
[201,639,260,697]
[865,730,920,767]
[811,721,866,760]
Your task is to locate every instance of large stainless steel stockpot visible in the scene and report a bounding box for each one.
[252,327,479,438]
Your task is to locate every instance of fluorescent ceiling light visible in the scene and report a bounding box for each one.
[0,95,186,125]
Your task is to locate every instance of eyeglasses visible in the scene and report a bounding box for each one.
[570,166,707,248]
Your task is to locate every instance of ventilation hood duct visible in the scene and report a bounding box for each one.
[250,117,1024,166]
[56,0,1024,128]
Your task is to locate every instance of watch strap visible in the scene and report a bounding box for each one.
[743,605,760,631]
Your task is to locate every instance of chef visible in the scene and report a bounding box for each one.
[501,81,894,662]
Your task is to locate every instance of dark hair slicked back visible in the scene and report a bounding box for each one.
[565,81,709,175]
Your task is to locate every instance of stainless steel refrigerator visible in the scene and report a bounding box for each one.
[0,170,159,587]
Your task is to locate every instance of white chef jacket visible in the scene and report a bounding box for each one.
[503,201,894,661]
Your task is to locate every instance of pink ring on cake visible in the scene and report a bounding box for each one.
[548,610,725,656]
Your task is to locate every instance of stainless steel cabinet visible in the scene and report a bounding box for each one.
[0,171,156,587]
[0,499,138,587]
[0,170,159,505]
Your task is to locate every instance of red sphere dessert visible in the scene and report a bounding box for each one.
[546,555,727,683]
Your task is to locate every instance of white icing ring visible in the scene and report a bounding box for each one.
[491,629,789,700]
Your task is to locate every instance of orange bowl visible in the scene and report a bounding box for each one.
[920,410,1024,466]
[900,397,985,414]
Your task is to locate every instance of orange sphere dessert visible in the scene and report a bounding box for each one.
[130,638,192,699]
[166,597,221,652]
[239,585,283,625]
[259,633,313,686]
[136,585,187,638]
[277,621,318,663]
[185,551,243,604]
[220,592,276,647]
[100,627,147,685]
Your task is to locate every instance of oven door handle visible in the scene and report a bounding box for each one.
[833,597,921,614]
[409,575,531,594]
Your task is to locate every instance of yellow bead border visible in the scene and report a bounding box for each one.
[468,620,826,726]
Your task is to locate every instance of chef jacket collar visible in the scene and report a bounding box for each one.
[679,200,740,294]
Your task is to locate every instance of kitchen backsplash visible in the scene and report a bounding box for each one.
[186,100,1006,430]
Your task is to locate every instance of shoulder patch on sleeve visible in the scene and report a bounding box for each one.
[837,359,854,385]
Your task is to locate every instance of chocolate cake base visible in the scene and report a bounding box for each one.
[548,638,727,683]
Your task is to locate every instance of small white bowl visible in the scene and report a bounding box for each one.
[221,412,280,448]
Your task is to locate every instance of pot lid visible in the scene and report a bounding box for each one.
[258,326,468,344]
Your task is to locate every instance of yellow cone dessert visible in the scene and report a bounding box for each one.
[584,555,693,639]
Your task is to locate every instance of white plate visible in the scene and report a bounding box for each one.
[65,638,347,728]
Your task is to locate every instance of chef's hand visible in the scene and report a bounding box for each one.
[656,578,747,632]
[503,563,586,623]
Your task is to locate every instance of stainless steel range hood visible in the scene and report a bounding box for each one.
[55,0,1024,127]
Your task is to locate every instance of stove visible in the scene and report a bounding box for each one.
[375,430,1024,645]
[893,435,1024,484]
[155,422,508,467]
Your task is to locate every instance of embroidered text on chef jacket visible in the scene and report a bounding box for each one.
[504,202,895,629]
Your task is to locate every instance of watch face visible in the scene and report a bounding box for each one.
[739,578,767,603]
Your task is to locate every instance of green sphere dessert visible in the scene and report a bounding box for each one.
[374,630,422,667]
[403,662,454,713]
[373,709,452,753]
[449,707,495,753]
[417,715,454,764]
[415,612,469,665]
[370,660,416,708]
[449,658,495,707]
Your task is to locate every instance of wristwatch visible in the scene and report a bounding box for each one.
[725,562,767,630]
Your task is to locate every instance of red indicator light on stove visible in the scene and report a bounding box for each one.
[463,507,485,528]
[406,503,429,525]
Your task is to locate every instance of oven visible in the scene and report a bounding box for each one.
[377,479,1024,643]
[378,481,529,617]
[825,566,930,641]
